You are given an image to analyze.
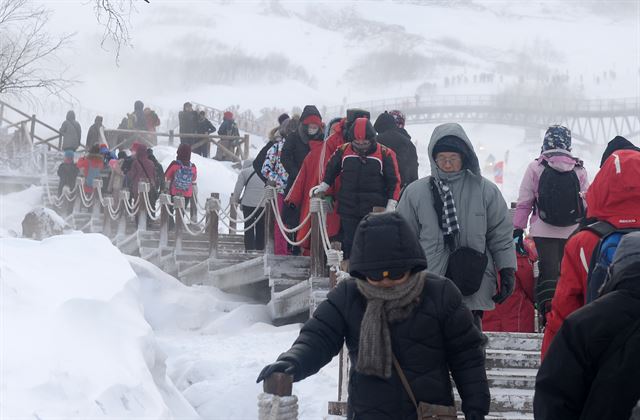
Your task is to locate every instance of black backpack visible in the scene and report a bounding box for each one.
[535,160,585,227]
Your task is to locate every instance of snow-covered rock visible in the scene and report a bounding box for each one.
[21,206,68,240]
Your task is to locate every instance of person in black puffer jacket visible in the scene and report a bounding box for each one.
[316,117,401,259]
[374,111,419,188]
[534,231,640,420]
[281,105,323,194]
[257,212,490,420]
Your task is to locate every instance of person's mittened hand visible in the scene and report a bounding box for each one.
[256,360,297,383]
[385,199,398,212]
[493,268,516,304]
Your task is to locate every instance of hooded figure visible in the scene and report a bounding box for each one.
[535,232,640,420]
[319,118,401,259]
[513,125,589,324]
[257,212,490,420]
[60,110,82,151]
[85,116,104,149]
[374,111,419,187]
[600,135,640,167]
[397,123,516,314]
[281,105,324,194]
[132,100,147,131]
[57,149,79,195]
[215,111,240,161]
[541,149,640,357]
[127,144,157,197]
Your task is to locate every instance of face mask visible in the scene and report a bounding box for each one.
[352,140,371,156]
[308,126,319,136]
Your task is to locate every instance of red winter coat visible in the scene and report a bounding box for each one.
[483,252,536,333]
[541,150,640,358]
[77,154,105,193]
[285,138,341,252]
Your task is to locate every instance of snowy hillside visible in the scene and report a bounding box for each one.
[30,0,639,130]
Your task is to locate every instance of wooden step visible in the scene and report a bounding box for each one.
[486,349,540,370]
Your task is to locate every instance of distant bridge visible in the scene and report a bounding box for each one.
[323,95,640,147]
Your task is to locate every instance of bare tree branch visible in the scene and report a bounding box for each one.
[92,0,149,63]
[0,0,75,102]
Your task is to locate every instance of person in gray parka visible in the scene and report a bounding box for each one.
[59,110,82,152]
[233,159,266,251]
[397,123,516,327]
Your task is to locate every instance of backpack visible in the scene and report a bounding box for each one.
[173,161,194,193]
[582,221,640,303]
[535,159,585,227]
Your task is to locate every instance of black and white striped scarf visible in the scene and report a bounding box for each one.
[435,179,459,246]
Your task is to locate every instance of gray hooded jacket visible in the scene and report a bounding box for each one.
[397,123,516,311]
[233,160,266,208]
[60,111,82,151]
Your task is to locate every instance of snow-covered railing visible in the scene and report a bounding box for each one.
[103,128,250,162]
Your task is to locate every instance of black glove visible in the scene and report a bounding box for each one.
[513,228,525,255]
[256,360,297,383]
[538,301,552,329]
[493,268,516,304]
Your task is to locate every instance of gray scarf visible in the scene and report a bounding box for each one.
[355,272,426,379]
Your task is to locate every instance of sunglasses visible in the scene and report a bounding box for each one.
[367,269,407,282]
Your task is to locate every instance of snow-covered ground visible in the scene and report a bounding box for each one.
[0,232,340,419]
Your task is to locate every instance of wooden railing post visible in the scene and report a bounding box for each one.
[309,197,327,278]
[137,182,148,232]
[207,193,219,258]
[174,196,185,252]
[103,196,113,237]
[243,134,250,160]
[30,114,36,143]
[159,194,170,248]
[264,188,275,255]
[116,190,129,238]
[259,373,298,420]
[190,196,197,223]
[229,193,237,233]
[168,129,175,146]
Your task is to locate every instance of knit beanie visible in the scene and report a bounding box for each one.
[432,135,469,161]
[350,212,428,281]
[177,143,191,163]
[346,117,376,142]
[278,113,290,125]
[389,110,406,129]
[543,125,572,152]
[64,149,74,163]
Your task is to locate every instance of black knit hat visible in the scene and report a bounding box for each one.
[432,135,469,159]
[278,113,290,125]
[350,212,428,281]
[600,136,640,167]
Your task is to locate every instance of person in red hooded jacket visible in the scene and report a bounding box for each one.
[541,149,640,357]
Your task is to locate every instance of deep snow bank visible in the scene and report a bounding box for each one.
[0,234,200,419]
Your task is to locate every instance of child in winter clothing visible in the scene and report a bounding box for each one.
[513,125,589,326]
[76,145,105,194]
[165,144,197,209]
[57,150,79,195]
[262,131,289,255]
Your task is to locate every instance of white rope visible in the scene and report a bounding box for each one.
[177,207,210,235]
[269,198,311,234]
[218,207,266,233]
[142,190,161,221]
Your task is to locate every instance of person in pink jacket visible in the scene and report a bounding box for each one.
[513,125,589,327]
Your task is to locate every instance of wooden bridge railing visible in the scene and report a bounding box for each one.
[0,100,64,151]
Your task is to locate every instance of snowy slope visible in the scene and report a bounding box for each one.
[26,0,639,132]
[0,233,341,419]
